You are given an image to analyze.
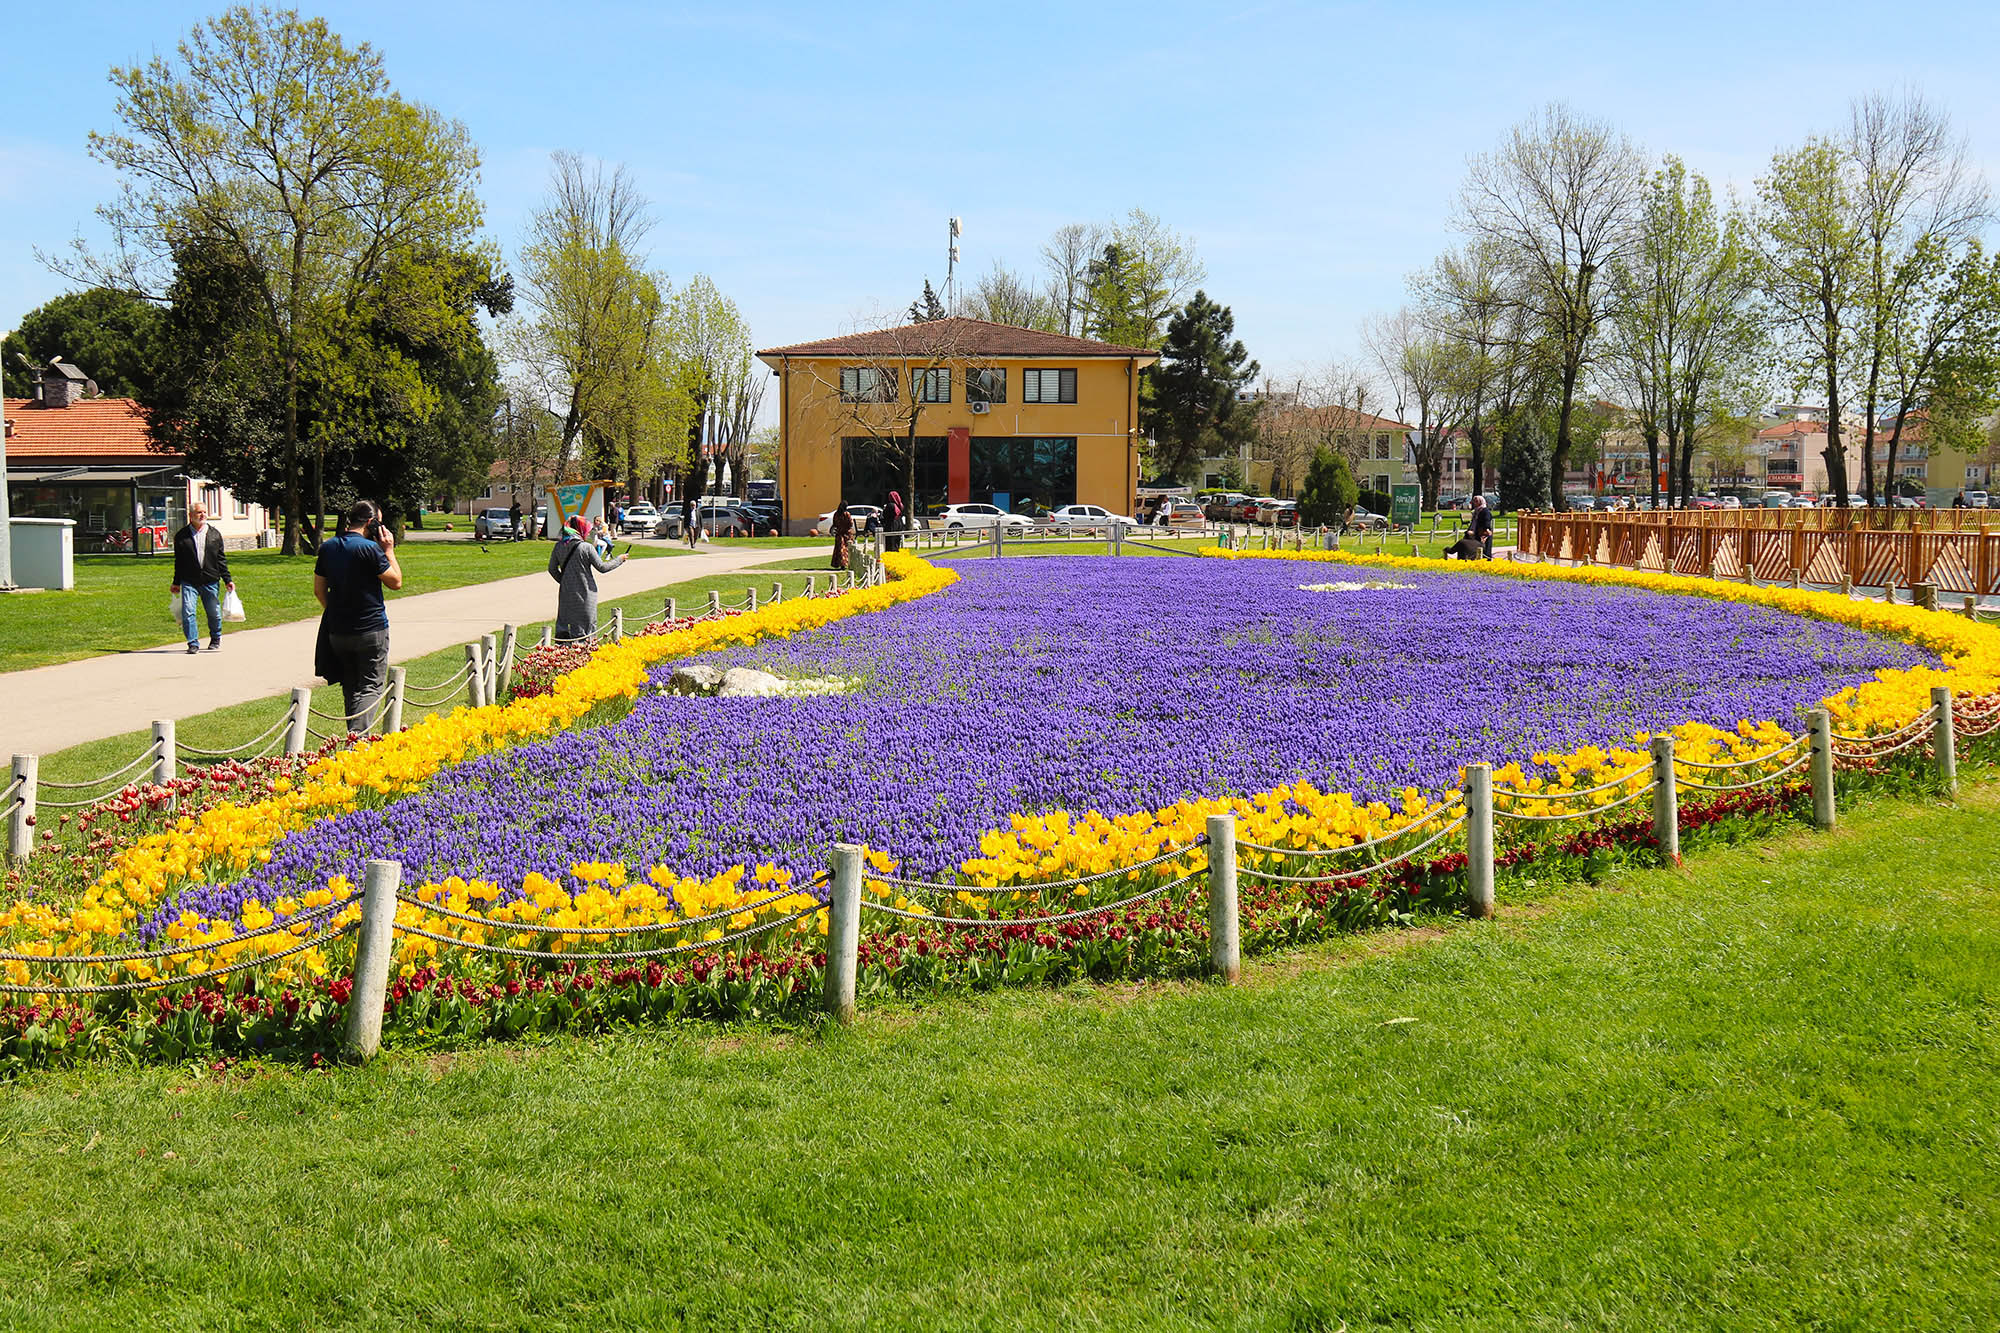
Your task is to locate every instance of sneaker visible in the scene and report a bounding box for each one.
[186,643,199,654]
[209,638,222,650]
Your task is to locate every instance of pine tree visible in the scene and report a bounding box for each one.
[1498,412,1551,512]
[907,280,946,323]
[1297,447,1359,527]
[1145,291,1260,484]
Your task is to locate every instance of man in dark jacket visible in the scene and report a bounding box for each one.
[170,501,234,654]
[1468,495,1495,560]
[314,500,405,730]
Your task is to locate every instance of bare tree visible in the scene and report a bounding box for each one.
[1367,309,1477,506]
[962,262,1059,330]
[1415,240,1524,500]
[1850,92,1990,501]
[1040,223,1104,337]
[1458,103,1645,509]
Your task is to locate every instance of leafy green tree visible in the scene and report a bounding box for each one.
[1145,292,1260,484]
[1498,411,1551,511]
[1297,446,1358,527]
[87,5,485,550]
[2,288,163,398]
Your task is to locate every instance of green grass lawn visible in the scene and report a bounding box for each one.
[0,539,683,674]
[1,782,1993,1330]
[27,553,843,788]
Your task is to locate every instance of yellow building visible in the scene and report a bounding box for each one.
[757,318,1157,532]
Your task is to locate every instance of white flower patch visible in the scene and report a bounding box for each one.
[1299,581,1416,593]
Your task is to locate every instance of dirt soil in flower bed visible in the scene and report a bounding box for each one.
[191,557,1933,926]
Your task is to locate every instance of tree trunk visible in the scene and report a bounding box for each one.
[1551,357,1580,511]
[1468,415,1486,502]
[1822,354,1849,505]
[282,343,301,555]
[1646,428,1661,510]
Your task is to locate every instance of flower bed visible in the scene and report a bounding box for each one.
[3,548,1992,1071]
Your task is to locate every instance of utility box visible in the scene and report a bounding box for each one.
[9,517,76,591]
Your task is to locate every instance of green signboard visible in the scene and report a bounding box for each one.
[1391,484,1421,527]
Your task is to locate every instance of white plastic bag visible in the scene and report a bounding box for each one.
[170,591,183,623]
[222,588,247,622]
[698,527,711,544]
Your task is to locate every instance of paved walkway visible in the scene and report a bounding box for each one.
[1,543,825,757]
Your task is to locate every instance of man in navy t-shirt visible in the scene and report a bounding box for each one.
[314,499,405,730]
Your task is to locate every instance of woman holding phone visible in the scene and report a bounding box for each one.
[547,515,627,643]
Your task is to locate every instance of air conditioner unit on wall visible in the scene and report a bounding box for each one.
[969,401,990,415]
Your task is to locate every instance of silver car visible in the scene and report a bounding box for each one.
[473,507,514,539]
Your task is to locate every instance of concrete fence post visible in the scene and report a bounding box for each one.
[1465,763,1495,919]
[285,687,311,755]
[464,643,484,709]
[1651,735,1681,865]
[342,858,402,1063]
[1914,582,1938,611]
[1966,595,1979,617]
[1932,686,1957,796]
[771,580,784,604]
[496,624,518,700]
[747,586,759,612]
[708,590,722,616]
[1789,567,1802,589]
[539,625,553,648]
[610,610,624,643]
[806,575,819,597]
[480,633,498,701]
[1204,813,1241,983]
[6,754,36,863]
[664,596,678,622]
[991,525,1001,559]
[825,843,863,1024]
[1840,577,1853,597]
[151,719,176,788]
[1808,710,1835,831]
[385,667,406,734]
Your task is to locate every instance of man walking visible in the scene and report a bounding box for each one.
[1469,495,1495,560]
[170,500,233,654]
[314,500,404,731]
[509,497,524,540]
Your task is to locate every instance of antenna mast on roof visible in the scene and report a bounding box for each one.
[945,217,961,313]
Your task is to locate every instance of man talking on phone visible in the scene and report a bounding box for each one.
[314,499,405,730]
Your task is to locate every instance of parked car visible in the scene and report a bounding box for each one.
[697,503,755,537]
[1344,508,1389,531]
[1965,490,1990,508]
[1048,503,1140,533]
[1149,498,1206,527]
[473,507,514,539]
[1228,496,1272,523]
[816,504,881,534]
[1761,490,1795,508]
[1205,492,1251,521]
[925,502,1032,532]
[618,502,664,536]
[1436,495,1473,511]
[1892,496,1926,509]
[1251,499,1300,527]
[1717,496,1742,510]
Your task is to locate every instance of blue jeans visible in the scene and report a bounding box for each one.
[180,581,223,645]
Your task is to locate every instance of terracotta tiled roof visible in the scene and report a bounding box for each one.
[1757,420,1825,439]
[3,397,167,461]
[757,317,1158,362]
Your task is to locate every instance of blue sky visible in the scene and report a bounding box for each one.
[4,0,1997,384]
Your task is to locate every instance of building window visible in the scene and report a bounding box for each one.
[969,436,1077,510]
[233,494,250,519]
[967,368,1006,405]
[914,368,951,403]
[1021,368,1076,404]
[840,367,897,403]
[1374,433,1391,459]
[842,436,948,511]
[1373,473,1390,494]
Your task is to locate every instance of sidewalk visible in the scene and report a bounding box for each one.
[1,543,822,756]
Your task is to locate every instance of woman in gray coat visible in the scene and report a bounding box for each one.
[548,517,627,642]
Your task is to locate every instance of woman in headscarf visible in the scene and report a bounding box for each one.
[830,501,855,570]
[882,490,907,553]
[548,516,627,642]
